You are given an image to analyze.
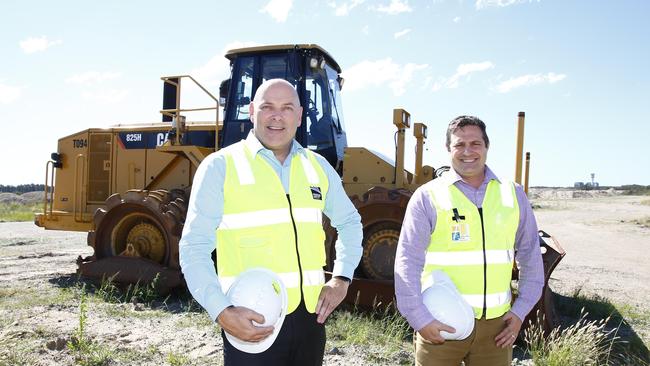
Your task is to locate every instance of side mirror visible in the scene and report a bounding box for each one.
[219,78,230,106]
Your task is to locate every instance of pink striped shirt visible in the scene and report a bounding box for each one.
[394,166,544,331]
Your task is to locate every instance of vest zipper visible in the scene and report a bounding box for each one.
[286,194,304,300]
[478,207,487,318]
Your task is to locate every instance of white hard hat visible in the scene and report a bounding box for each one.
[422,270,475,340]
[224,268,288,353]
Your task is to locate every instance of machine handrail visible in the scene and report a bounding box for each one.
[73,154,86,222]
[159,75,221,149]
[43,161,55,218]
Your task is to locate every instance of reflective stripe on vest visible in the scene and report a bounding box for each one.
[463,291,512,310]
[216,141,329,314]
[219,269,326,293]
[220,207,323,229]
[423,178,519,319]
[425,249,514,266]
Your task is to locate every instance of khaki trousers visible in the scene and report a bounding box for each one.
[415,315,512,366]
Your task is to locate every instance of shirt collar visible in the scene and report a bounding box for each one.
[441,165,501,186]
[243,130,304,157]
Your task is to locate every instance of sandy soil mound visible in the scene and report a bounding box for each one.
[528,187,623,200]
[0,193,26,204]
[21,191,46,204]
[0,191,46,205]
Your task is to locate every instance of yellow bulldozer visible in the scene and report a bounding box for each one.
[35,44,563,331]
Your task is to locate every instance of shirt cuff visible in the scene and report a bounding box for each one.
[204,289,234,322]
[331,261,355,281]
[411,306,436,332]
[509,301,529,323]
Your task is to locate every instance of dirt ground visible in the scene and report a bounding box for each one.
[530,191,650,311]
[1,190,649,365]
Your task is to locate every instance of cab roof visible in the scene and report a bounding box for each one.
[225,44,342,73]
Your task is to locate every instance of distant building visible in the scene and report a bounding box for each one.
[575,174,599,190]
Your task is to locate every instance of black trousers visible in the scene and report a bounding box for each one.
[222,300,326,366]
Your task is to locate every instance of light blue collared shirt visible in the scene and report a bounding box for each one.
[179,132,363,322]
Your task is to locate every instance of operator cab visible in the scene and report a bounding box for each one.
[220,44,348,171]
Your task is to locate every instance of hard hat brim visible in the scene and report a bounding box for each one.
[422,270,475,340]
[224,268,289,354]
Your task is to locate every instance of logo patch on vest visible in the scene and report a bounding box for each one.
[310,186,322,200]
[451,223,470,242]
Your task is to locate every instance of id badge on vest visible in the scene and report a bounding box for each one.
[451,223,470,242]
[450,208,470,242]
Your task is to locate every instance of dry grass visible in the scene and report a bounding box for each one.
[0,202,41,222]
[525,310,617,366]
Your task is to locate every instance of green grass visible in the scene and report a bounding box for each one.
[553,289,650,364]
[326,306,412,364]
[167,351,191,366]
[556,289,621,321]
[174,311,214,329]
[68,285,115,366]
[11,271,649,365]
[0,202,42,222]
[525,310,616,366]
[0,277,221,365]
[0,285,78,310]
[94,273,166,306]
[0,322,43,366]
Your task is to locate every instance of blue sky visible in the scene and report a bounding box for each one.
[1,0,648,187]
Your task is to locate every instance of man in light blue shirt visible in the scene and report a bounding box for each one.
[179,79,362,366]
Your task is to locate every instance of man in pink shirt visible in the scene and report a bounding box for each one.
[394,115,544,365]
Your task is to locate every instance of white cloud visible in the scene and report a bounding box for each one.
[421,76,433,90]
[191,41,260,85]
[453,16,461,23]
[329,0,365,16]
[456,62,494,76]
[432,61,495,91]
[65,72,122,85]
[362,25,370,35]
[394,28,411,39]
[495,72,566,93]
[475,0,539,10]
[81,89,129,103]
[261,0,292,22]
[0,81,23,104]
[546,72,566,83]
[374,0,412,14]
[342,58,427,96]
[19,36,62,54]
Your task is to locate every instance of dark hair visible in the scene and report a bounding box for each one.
[445,115,489,150]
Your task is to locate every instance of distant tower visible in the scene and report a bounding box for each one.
[591,173,595,186]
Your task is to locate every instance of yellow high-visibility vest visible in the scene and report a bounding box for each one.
[423,178,519,319]
[216,142,329,314]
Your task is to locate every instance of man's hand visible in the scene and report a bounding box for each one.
[494,311,522,348]
[217,306,274,342]
[315,277,349,324]
[419,320,456,344]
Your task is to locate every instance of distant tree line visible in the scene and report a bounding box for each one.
[0,184,50,194]
[621,185,650,195]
